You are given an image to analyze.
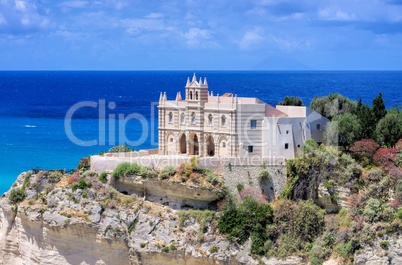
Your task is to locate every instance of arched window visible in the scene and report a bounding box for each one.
[190,91,193,100]
[222,142,226,147]
[196,91,199,100]
[181,113,185,124]
[191,112,196,125]
[221,115,226,127]
[208,114,213,126]
[168,112,173,123]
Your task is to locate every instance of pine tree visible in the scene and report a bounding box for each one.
[355,98,375,139]
[372,92,387,123]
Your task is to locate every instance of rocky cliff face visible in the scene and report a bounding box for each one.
[0,171,304,265]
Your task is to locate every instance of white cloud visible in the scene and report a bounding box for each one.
[319,7,357,21]
[15,0,27,11]
[145,13,164,19]
[60,1,89,8]
[121,18,165,35]
[183,27,213,47]
[0,0,51,34]
[0,14,6,25]
[238,29,264,50]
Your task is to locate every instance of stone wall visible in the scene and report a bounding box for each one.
[223,164,287,201]
[91,153,285,174]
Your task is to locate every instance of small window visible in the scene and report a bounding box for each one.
[222,142,226,148]
[170,138,174,142]
[191,112,196,125]
[285,143,289,149]
[181,113,185,124]
[316,124,321,130]
[208,114,213,126]
[168,112,173,123]
[250,120,257,129]
[221,115,227,127]
[286,130,289,134]
[196,91,199,100]
[297,144,300,148]
[248,146,253,153]
[190,91,193,100]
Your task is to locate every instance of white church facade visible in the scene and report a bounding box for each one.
[158,74,329,160]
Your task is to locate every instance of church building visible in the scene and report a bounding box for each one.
[158,74,329,160]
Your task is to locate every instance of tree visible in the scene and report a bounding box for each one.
[282,144,362,200]
[372,92,387,124]
[325,113,362,148]
[375,113,402,147]
[349,139,380,164]
[278,96,304,106]
[354,98,375,139]
[310,93,356,120]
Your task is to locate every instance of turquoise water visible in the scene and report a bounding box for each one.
[0,71,401,194]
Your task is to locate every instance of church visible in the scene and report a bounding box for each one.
[158,74,329,160]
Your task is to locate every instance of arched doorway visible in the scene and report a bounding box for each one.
[179,134,187,154]
[189,133,199,155]
[206,135,215,156]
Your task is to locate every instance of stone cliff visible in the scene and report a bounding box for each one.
[0,170,304,265]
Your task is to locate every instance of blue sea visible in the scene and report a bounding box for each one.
[0,71,401,194]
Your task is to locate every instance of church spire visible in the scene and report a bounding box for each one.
[203,77,207,85]
[192,73,197,83]
[186,77,190,86]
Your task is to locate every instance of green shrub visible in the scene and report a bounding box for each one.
[275,234,302,259]
[71,179,91,191]
[128,219,138,233]
[207,173,219,186]
[380,240,389,249]
[108,144,134,153]
[396,153,402,167]
[98,172,108,183]
[9,188,26,204]
[334,241,354,259]
[159,165,176,180]
[209,245,218,253]
[162,246,169,253]
[362,198,381,222]
[236,183,244,192]
[83,170,96,177]
[258,169,271,184]
[294,200,325,243]
[218,196,273,255]
[179,209,216,242]
[395,208,402,220]
[139,166,156,179]
[169,243,177,251]
[395,179,402,203]
[77,157,90,171]
[112,162,142,179]
[49,171,62,183]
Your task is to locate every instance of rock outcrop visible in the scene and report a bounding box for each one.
[0,171,303,265]
[354,236,402,265]
[112,176,223,210]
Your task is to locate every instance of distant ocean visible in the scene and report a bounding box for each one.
[0,71,401,194]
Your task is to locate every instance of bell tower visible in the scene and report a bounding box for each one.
[185,73,208,107]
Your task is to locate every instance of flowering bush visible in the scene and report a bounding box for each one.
[373,148,399,171]
[349,139,379,164]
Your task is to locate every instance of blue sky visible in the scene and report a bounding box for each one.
[0,0,402,70]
